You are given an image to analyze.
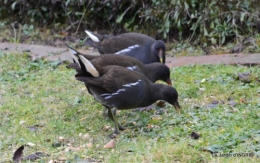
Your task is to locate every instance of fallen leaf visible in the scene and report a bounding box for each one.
[103,125,111,131]
[240,98,247,103]
[23,152,49,161]
[58,157,68,161]
[13,145,24,162]
[104,139,116,149]
[191,131,200,139]
[86,143,93,148]
[147,124,154,129]
[59,31,68,37]
[228,100,237,107]
[52,142,61,147]
[206,103,218,109]
[155,101,166,107]
[66,147,82,152]
[237,72,251,83]
[219,129,225,133]
[151,116,162,121]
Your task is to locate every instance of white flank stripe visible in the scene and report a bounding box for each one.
[78,55,100,77]
[104,96,112,99]
[126,66,137,71]
[85,30,100,42]
[101,89,126,100]
[123,80,141,87]
[115,45,139,54]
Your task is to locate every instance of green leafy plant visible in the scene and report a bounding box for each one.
[0,0,259,45]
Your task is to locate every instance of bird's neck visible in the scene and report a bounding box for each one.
[149,83,164,102]
[143,64,156,82]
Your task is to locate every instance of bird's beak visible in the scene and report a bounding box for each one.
[173,101,181,114]
[158,49,165,63]
[166,78,172,86]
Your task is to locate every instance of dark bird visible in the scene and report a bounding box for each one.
[85,30,166,64]
[67,46,172,85]
[72,53,181,136]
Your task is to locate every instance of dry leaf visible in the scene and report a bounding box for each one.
[104,139,115,149]
[67,147,82,152]
[190,131,200,139]
[147,124,154,129]
[103,125,111,131]
[13,145,24,162]
[23,152,48,161]
[59,31,68,37]
[155,101,166,107]
[86,143,93,148]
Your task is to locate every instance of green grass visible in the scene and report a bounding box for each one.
[0,53,259,162]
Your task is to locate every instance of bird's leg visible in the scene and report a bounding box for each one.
[107,107,125,131]
[111,107,120,135]
[107,108,122,138]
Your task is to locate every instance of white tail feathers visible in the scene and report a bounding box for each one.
[68,47,80,65]
[78,55,100,77]
[85,30,100,42]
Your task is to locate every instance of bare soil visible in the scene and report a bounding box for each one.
[0,42,259,67]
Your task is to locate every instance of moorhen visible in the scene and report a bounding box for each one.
[72,53,181,136]
[85,30,166,64]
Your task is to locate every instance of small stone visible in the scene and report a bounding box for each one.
[19,120,26,125]
[82,133,90,140]
[58,136,64,142]
[201,78,206,83]
[65,148,70,152]
[27,142,35,147]
[79,133,83,137]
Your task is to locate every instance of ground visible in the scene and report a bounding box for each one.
[0,42,259,162]
[0,42,260,67]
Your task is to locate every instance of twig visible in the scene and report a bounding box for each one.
[64,20,79,32]
[74,9,87,36]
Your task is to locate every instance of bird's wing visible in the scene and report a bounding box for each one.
[76,66,146,93]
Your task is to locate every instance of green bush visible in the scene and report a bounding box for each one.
[0,0,259,45]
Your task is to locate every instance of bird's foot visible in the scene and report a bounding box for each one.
[135,105,154,112]
[108,131,120,139]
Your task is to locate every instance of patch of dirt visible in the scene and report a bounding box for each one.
[1,42,259,68]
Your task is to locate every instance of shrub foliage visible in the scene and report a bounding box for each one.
[1,0,259,45]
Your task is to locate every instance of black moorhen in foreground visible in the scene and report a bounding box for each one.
[72,53,181,136]
[85,30,166,64]
[67,46,172,85]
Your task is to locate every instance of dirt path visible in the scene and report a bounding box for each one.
[0,42,259,67]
